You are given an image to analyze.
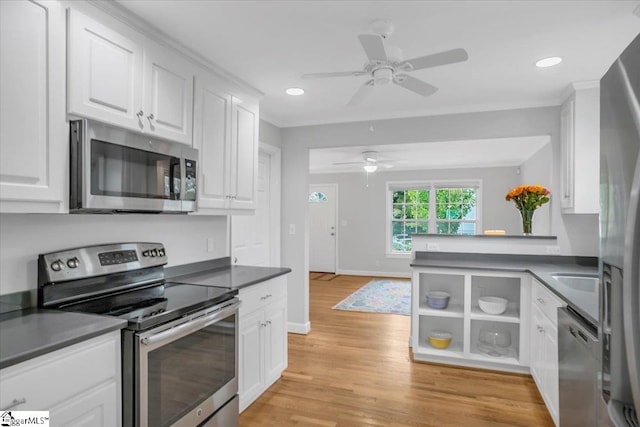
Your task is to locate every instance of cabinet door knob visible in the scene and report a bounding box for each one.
[537,297,545,304]
[147,113,155,121]
[136,110,144,118]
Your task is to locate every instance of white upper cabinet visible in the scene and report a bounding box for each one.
[67,8,143,132]
[68,8,193,145]
[142,39,194,144]
[230,97,259,210]
[193,72,258,212]
[0,0,67,213]
[560,82,600,214]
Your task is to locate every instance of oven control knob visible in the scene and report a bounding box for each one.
[151,249,158,257]
[158,248,165,257]
[50,260,63,271]
[142,250,150,257]
[67,257,80,269]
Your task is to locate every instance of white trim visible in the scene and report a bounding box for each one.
[288,321,311,335]
[384,252,412,259]
[259,142,282,266]
[309,183,339,273]
[335,269,412,279]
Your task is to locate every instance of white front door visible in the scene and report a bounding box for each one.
[232,150,273,265]
[309,184,337,273]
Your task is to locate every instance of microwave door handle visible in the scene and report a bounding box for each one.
[169,158,181,200]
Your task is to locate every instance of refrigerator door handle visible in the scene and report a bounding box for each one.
[622,152,640,418]
[618,56,640,418]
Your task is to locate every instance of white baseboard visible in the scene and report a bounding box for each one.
[288,321,311,334]
[336,269,412,279]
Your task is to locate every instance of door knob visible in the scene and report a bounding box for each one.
[330,233,335,236]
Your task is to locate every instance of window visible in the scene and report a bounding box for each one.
[308,191,328,203]
[387,181,481,253]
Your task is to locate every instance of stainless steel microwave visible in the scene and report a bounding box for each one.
[70,119,197,213]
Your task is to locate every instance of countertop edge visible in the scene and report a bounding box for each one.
[410,253,598,325]
[0,313,127,370]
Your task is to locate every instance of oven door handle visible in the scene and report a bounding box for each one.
[140,299,240,347]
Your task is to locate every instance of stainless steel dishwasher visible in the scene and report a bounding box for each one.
[559,306,600,427]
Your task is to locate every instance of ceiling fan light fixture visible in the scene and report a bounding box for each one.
[363,164,378,173]
[286,87,305,96]
[373,68,393,85]
[535,57,562,68]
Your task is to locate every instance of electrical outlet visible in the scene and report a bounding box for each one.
[207,238,214,252]
[546,245,561,255]
[427,243,440,251]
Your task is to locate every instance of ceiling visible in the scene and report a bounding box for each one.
[309,136,550,174]
[116,1,639,128]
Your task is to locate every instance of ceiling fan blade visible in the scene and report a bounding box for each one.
[358,34,387,61]
[332,161,364,166]
[401,48,468,71]
[394,74,438,97]
[347,79,375,107]
[302,71,368,79]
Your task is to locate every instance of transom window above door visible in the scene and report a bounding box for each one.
[387,180,481,254]
[309,191,328,203]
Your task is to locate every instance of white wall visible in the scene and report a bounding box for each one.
[281,106,600,332]
[309,165,522,276]
[0,213,228,294]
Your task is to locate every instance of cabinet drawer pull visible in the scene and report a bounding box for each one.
[1,397,26,411]
[260,294,273,301]
[136,110,144,118]
[147,113,155,121]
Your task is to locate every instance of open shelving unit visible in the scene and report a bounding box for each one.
[411,268,530,373]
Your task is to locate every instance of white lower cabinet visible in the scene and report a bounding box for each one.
[530,278,565,426]
[0,331,121,427]
[238,276,288,412]
[411,268,530,373]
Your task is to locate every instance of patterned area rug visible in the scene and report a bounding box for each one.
[332,279,411,316]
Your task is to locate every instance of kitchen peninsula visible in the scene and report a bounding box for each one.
[409,233,598,425]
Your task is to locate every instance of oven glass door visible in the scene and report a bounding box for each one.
[138,308,237,427]
[91,139,181,200]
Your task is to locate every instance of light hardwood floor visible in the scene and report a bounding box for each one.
[239,275,553,427]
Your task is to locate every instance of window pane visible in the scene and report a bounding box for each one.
[392,191,405,204]
[436,221,449,234]
[309,191,327,203]
[392,204,404,219]
[416,222,429,234]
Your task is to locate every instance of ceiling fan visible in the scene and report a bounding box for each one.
[302,20,468,106]
[332,151,403,173]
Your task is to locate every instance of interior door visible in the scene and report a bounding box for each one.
[232,152,271,265]
[309,184,337,273]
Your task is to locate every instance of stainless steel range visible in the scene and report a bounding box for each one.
[38,243,240,427]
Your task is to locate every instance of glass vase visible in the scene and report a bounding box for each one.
[520,209,535,235]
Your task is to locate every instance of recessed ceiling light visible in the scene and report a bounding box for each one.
[286,87,305,96]
[536,57,562,68]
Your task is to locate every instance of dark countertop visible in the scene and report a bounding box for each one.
[0,258,290,370]
[411,252,599,325]
[165,258,292,290]
[0,309,127,369]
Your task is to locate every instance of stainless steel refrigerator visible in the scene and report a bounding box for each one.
[599,33,640,427]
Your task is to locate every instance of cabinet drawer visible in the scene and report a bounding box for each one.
[239,276,287,315]
[532,280,565,324]
[0,332,119,411]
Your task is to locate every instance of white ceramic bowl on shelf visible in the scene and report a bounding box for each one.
[478,296,508,315]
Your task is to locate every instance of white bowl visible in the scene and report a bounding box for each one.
[478,296,508,315]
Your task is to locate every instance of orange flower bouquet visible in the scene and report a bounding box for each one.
[505,185,551,235]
